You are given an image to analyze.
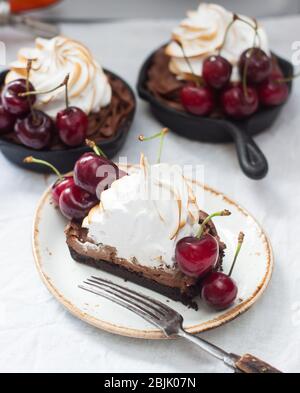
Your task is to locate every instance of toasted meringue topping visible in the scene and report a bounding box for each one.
[5,36,112,118]
[165,3,269,81]
[82,156,201,269]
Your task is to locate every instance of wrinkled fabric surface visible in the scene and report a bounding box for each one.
[0,16,300,373]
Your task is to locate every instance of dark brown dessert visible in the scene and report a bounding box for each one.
[1,73,135,149]
[65,211,226,309]
[146,47,185,112]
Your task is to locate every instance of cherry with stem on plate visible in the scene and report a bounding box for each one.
[24,156,74,205]
[174,40,215,116]
[201,232,245,310]
[175,210,231,278]
[56,74,88,147]
[221,83,258,119]
[59,183,98,221]
[74,139,125,198]
[1,59,36,116]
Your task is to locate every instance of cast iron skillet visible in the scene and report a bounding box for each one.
[137,47,293,180]
[0,70,136,174]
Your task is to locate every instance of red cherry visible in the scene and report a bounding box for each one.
[59,183,98,220]
[180,85,215,116]
[258,77,289,107]
[221,84,259,119]
[52,176,74,205]
[74,152,124,197]
[239,48,272,84]
[203,55,232,89]
[175,234,219,278]
[0,104,16,134]
[1,79,35,116]
[15,110,53,149]
[56,107,88,147]
[201,272,238,310]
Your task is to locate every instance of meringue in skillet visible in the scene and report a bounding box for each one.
[165,3,269,82]
[6,36,112,119]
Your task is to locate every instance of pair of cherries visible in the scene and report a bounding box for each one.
[0,63,88,149]
[180,15,289,119]
[175,210,244,310]
[25,140,123,220]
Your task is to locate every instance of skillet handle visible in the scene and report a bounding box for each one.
[225,123,268,180]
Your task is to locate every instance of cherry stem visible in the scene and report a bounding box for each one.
[196,210,231,240]
[64,73,70,109]
[174,39,202,86]
[228,232,245,277]
[26,59,37,123]
[241,19,261,100]
[275,71,300,83]
[23,156,62,180]
[85,139,107,158]
[219,13,238,55]
[18,74,70,98]
[139,128,169,164]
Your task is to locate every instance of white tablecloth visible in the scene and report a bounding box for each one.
[1,16,300,373]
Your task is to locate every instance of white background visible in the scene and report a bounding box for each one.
[1,13,300,373]
[31,0,300,18]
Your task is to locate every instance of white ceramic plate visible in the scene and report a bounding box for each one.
[32,179,273,339]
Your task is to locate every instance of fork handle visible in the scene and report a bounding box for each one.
[233,354,282,374]
[178,329,282,373]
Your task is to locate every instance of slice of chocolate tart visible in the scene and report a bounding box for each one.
[65,211,226,310]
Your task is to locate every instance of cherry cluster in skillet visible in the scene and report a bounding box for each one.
[0,60,88,148]
[25,140,124,220]
[178,14,290,119]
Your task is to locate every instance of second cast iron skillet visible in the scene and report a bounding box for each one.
[137,47,293,180]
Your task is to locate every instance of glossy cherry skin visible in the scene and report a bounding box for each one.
[258,77,289,107]
[59,183,98,220]
[201,272,238,310]
[239,48,272,84]
[203,55,232,89]
[175,234,219,278]
[74,152,124,197]
[221,84,259,119]
[180,85,215,116]
[1,79,35,116]
[0,104,16,134]
[52,176,74,205]
[56,106,88,147]
[14,110,53,149]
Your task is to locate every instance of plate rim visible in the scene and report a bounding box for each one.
[32,182,274,340]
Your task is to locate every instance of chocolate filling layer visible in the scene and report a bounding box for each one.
[146,47,185,112]
[65,211,226,309]
[1,73,135,150]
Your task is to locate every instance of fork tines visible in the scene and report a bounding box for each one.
[79,276,179,328]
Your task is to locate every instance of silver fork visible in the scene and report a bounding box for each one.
[79,276,282,373]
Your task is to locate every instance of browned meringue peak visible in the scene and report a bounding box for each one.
[165,3,269,81]
[82,156,201,269]
[5,36,112,118]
